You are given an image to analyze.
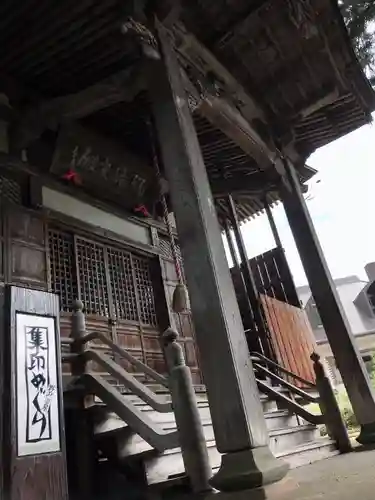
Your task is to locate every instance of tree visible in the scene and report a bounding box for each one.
[339,1,375,84]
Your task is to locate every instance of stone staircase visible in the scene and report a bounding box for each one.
[63,306,349,496]
[90,387,339,490]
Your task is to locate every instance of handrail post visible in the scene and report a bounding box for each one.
[163,327,212,493]
[70,299,96,500]
[71,299,88,378]
[311,353,351,453]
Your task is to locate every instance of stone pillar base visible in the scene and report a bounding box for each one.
[160,476,297,500]
[357,423,375,445]
[209,446,289,492]
[209,476,297,500]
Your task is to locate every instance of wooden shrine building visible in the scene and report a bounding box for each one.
[0,1,374,499]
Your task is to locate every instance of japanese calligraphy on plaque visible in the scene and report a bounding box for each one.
[51,123,158,210]
[16,313,60,456]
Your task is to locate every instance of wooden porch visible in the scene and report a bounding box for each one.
[0,1,374,499]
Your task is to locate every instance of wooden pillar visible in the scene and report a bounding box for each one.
[1,286,68,500]
[69,300,95,500]
[223,220,240,269]
[279,157,375,444]
[224,219,262,353]
[0,93,11,153]
[148,21,288,492]
[264,195,282,249]
[226,195,274,360]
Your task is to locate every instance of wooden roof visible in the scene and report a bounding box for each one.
[0,0,372,222]
[174,0,375,155]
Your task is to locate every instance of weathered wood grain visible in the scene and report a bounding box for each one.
[260,294,317,386]
[2,286,68,500]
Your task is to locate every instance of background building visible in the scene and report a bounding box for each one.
[298,263,375,386]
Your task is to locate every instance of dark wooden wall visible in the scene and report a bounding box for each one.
[0,170,203,386]
[249,247,300,307]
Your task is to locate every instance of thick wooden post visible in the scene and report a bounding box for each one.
[223,220,241,269]
[68,300,95,500]
[0,93,11,153]
[148,21,288,492]
[279,157,375,444]
[71,299,88,377]
[311,353,351,453]
[264,195,282,249]
[1,286,68,500]
[163,327,212,493]
[224,220,255,325]
[226,195,274,361]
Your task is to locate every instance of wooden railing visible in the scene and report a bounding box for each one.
[252,351,316,390]
[61,340,175,447]
[252,352,351,453]
[77,330,169,388]
[61,300,212,494]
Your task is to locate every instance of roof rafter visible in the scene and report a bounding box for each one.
[11,63,145,150]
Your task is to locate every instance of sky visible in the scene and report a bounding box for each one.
[224,112,375,287]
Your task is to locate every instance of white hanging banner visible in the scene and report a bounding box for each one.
[16,313,61,457]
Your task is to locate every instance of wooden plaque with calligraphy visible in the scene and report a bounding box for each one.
[1,286,68,500]
[51,123,158,211]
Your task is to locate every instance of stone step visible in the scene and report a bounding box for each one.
[93,406,300,437]
[269,425,319,456]
[91,384,334,490]
[95,407,318,463]
[94,391,279,413]
[138,436,337,487]
[277,438,340,468]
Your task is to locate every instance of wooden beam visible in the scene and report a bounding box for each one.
[199,95,276,169]
[181,70,276,169]
[12,64,145,150]
[173,23,266,124]
[174,26,278,169]
[210,171,277,197]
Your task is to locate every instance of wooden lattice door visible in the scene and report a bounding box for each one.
[106,246,164,376]
[48,227,166,379]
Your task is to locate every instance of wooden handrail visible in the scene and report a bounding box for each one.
[85,350,172,413]
[82,373,179,452]
[69,302,212,488]
[61,337,74,345]
[256,379,323,426]
[254,364,319,404]
[252,351,316,389]
[79,330,169,388]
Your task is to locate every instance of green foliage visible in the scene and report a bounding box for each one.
[335,387,358,430]
[339,1,375,83]
[367,353,375,383]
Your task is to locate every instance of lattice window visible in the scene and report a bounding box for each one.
[133,256,157,326]
[48,228,77,311]
[76,237,110,317]
[48,225,158,326]
[159,236,174,260]
[0,175,22,205]
[107,247,138,322]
